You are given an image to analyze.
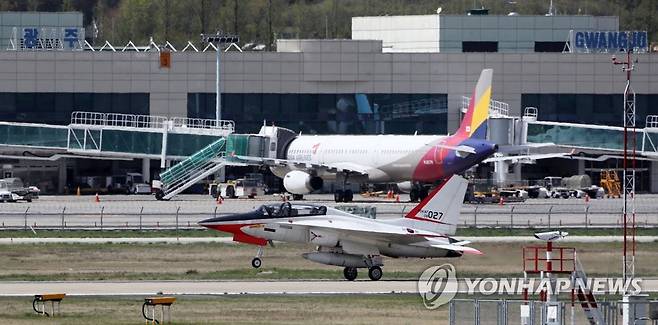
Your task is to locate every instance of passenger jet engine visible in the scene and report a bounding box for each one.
[283,170,324,194]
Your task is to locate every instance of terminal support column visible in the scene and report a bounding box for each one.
[650,161,658,193]
[142,158,151,183]
[57,158,67,194]
[494,160,508,186]
[577,160,585,175]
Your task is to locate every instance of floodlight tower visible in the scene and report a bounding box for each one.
[612,50,637,286]
[201,31,240,122]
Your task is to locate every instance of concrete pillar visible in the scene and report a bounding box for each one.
[512,163,522,182]
[494,161,509,186]
[142,158,151,183]
[578,160,585,175]
[57,158,67,194]
[111,160,120,175]
[649,161,658,193]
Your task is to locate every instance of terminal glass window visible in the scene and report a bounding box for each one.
[534,42,567,52]
[462,41,498,52]
[0,93,149,125]
[522,94,655,127]
[188,93,448,135]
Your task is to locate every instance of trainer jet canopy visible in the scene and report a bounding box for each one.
[199,175,482,281]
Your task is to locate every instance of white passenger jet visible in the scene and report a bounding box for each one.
[238,69,497,202]
[199,175,481,281]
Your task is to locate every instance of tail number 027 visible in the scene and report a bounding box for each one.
[422,210,444,221]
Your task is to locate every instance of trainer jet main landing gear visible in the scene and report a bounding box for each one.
[251,246,264,268]
[341,255,383,281]
[343,267,358,281]
[368,266,382,281]
[342,266,383,281]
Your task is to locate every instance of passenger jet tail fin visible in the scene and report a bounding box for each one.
[403,175,468,235]
[457,69,492,140]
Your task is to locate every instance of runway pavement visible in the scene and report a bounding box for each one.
[0,236,656,244]
[0,280,419,296]
[1,279,656,296]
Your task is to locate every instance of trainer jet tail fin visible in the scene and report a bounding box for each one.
[403,175,468,236]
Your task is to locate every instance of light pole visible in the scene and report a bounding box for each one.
[201,31,240,123]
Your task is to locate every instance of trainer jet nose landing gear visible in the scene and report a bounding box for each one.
[251,246,264,269]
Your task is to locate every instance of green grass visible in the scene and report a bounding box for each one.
[0,294,443,325]
[0,268,425,281]
[0,229,229,238]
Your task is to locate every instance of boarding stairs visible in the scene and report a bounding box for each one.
[156,137,227,200]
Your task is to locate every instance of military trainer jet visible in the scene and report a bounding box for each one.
[198,175,481,281]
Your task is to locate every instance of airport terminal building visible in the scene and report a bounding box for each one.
[1,11,657,193]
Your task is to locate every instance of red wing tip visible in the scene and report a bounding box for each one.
[464,249,484,255]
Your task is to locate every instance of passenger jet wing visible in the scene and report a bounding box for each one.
[231,155,370,176]
[483,152,569,163]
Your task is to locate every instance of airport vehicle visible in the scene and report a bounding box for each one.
[236,69,498,203]
[540,175,604,199]
[106,173,151,194]
[0,178,37,202]
[199,175,481,281]
[210,177,266,199]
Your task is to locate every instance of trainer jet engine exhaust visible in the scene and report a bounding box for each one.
[198,175,481,281]
[235,69,498,202]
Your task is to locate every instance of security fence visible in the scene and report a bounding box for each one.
[0,203,657,230]
[448,298,658,325]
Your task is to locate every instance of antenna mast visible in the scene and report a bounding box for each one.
[612,50,637,286]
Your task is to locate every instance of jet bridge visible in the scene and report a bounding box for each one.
[488,107,658,189]
[0,111,238,195]
[0,111,235,163]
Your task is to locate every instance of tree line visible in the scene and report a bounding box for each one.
[2,0,657,49]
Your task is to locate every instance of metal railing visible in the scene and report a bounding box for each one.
[170,117,235,132]
[524,107,538,119]
[462,96,510,118]
[71,111,169,129]
[646,115,658,129]
[449,298,658,325]
[70,112,235,133]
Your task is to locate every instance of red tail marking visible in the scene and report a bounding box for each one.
[404,180,449,220]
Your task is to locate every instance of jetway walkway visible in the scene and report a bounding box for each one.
[506,108,658,158]
[0,111,235,162]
